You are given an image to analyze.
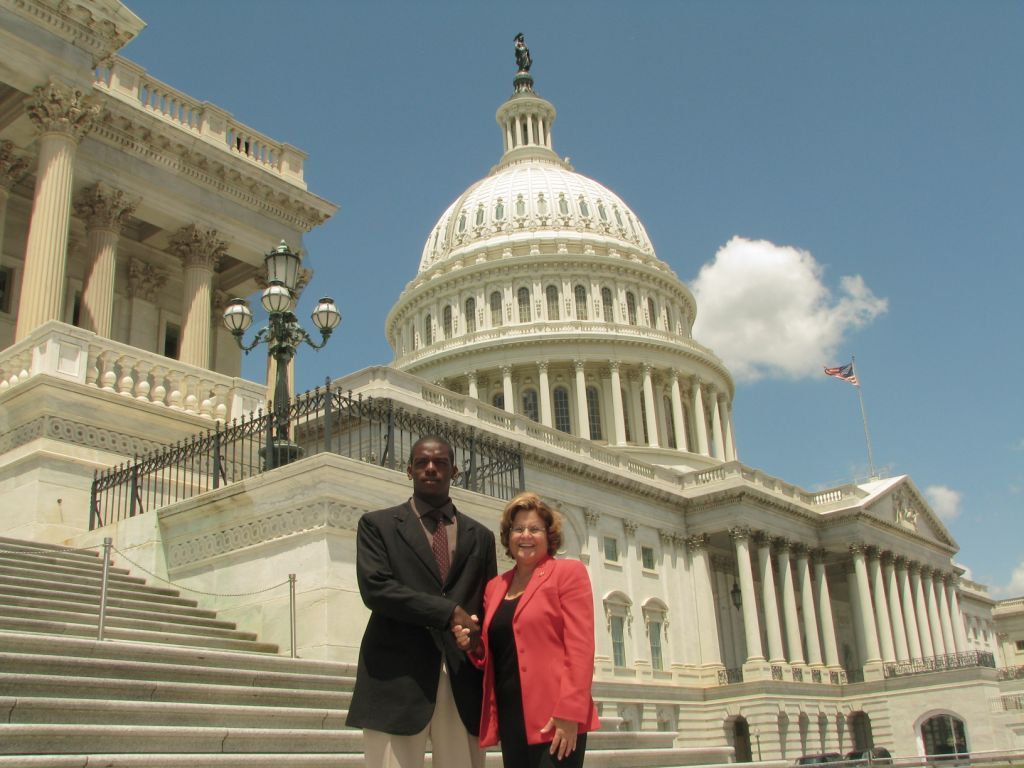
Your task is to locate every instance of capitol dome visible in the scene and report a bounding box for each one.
[387,59,736,472]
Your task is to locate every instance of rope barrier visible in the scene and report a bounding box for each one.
[111,545,290,597]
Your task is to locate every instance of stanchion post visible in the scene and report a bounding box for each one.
[98,537,112,641]
[289,573,297,658]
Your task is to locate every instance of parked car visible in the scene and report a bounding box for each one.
[845,747,893,765]
[795,754,844,766]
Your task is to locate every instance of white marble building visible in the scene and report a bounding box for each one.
[1,0,1022,763]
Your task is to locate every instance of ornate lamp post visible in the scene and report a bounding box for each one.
[223,241,341,468]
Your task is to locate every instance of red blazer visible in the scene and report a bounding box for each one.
[476,555,601,747]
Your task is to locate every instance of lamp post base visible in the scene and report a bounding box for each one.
[261,439,304,469]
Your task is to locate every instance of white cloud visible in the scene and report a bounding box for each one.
[690,236,888,382]
[924,484,962,522]
[992,561,1024,599]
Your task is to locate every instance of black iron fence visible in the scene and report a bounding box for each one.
[90,384,525,529]
[883,651,996,679]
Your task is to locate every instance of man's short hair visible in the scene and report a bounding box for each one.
[407,435,455,465]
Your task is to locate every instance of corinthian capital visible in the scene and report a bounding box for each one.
[128,258,168,302]
[169,225,227,270]
[27,79,99,141]
[0,141,29,190]
[74,182,136,232]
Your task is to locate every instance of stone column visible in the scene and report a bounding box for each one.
[501,365,514,414]
[868,548,896,663]
[169,225,225,369]
[537,362,552,427]
[609,361,626,445]
[813,551,841,669]
[883,553,910,661]
[796,546,823,666]
[714,558,744,669]
[710,387,724,459]
[17,80,99,340]
[692,379,710,456]
[584,510,612,667]
[850,544,881,663]
[898,559,923,659]
[0,141,30,270]
[757,533,786,664]
[74,183,136,337]
[777,540,805,665]
[658,530,683,669]
[467,370,478,400]
[911,563,935,658]
[574,360,590,440]
[936,572,957,655]
[688,535,723,667]
[948,578,969,653]
[721,397,736,460]
[924,567,947,656]
[668,369,688,451]
[641,363,659,448]
[730,528,764,663]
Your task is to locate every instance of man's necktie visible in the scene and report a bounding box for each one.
[430,512,450,582]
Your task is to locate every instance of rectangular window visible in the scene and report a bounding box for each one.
[163,322,180,359]
[0,265,12,313]
[641,546,656,570]
[611,615,626,668]
[649,621,663,670]
[1015,640,1024,652]
[604,536,619,563]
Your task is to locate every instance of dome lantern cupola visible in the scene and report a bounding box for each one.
[496,34,566,170]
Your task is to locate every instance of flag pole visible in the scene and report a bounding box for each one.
[852,355,877,479]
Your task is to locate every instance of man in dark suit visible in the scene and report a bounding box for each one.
[347,435,497,768]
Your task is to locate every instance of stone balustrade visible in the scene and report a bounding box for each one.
[93,58,306,184]
[0,321,264,421]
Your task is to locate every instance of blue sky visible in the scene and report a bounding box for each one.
[121,1,1023,595]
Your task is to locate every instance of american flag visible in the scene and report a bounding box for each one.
[823,362,859,387]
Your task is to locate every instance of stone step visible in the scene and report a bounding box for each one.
[0,696,352,730]
[0,633,348,677]
[0,582,216,618]
[0,673,352,709]
[0,593,236,630]
[0,573,199,608]
[0,549,134,577]
[0,563,180,596]
[0,604,253,640]
[0,616,278,653]
[0,538,102,560]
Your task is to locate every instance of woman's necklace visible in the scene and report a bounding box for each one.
[504,569,533,600]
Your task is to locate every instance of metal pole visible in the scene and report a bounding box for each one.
[97,537,112,641]
[323,376,333,454]
[288,573,298,658]
[88,470,99,531]
[852,356,876,479]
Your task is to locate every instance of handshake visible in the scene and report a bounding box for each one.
[450,605,481,654]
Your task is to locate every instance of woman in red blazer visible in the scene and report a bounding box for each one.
[455,492,600,767]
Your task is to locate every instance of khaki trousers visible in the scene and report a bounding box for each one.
[363,663,484,768]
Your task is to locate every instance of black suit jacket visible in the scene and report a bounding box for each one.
[345,500,497,735]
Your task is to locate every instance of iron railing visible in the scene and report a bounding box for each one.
[883,651,996,679]
[997,664,1024,681]
[90,383,525,529]
[717,667,744,685]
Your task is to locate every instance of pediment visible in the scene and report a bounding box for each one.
[862,477,956,548]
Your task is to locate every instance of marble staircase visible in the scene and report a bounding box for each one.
[0,537,699,767]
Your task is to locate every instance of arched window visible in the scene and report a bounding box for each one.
[597,201,608,221]
[515,194,526,217]
[490,291,503,327]
[546,285,560,320]
[553,387,571,433]
[578,197,590,218]
[423,314,432,346]
[664,395,676,449]
[601,287,614,322]
[558,194,570,216]
[442,305,453,339]
[626,292,638,325]
[586,385,602,440]
[475,204,485,226]
[517,287,531,322]
[536,193,548,216]
[647,297,657,327]
[574,284,587,319]
[457,212,466,233]
[465,297,476,333]
[521,389,539,422]
[603,591,633,669]
[922,715,968,758]
[642,598,669,672]
[494,199,505,221]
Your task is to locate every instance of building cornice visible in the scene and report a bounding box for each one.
[0,0,144,65]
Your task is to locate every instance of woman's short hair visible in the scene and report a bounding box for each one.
[499,491,562,557]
